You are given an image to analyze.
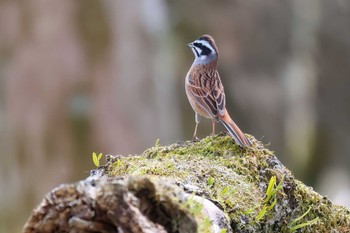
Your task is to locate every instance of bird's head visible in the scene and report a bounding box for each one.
[187,35,218,65]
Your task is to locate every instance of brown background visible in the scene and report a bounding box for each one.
[1,0,350,232]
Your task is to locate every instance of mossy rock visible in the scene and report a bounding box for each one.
[105,134,350,233]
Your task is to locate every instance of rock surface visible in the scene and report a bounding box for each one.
[23,135,350,232]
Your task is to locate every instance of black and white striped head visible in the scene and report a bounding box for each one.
[187,35,218,64]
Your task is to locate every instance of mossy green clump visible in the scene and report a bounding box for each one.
[105,134,350,232]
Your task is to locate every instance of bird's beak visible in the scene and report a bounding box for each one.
[187,42,194,48]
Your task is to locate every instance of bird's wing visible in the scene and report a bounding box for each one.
[187,70,225,119]
[211,71,226,116]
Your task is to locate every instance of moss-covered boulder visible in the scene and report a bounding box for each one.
[106,134,350,232]
[23,134,350,233]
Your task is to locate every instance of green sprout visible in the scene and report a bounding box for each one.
[207,177,215,186]
[288,207,319,232]
[255,205,267,222]
[255,175,284,222]
[155,138,161,147]
[92,152,103,167]
[220,186,230,196]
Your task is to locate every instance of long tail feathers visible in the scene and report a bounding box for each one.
[219,110,251,147]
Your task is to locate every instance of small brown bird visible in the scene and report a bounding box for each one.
[185,35,251,147]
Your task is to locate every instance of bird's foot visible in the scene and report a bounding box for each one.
[192,136,200,142]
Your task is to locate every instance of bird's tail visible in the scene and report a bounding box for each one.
[219,109,251,147]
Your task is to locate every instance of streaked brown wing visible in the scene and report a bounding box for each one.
[187,70,225,119]
[211,71,226,116]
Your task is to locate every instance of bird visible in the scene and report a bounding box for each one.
[185,35,251,147]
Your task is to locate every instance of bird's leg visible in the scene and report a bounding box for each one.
[192,113,201,141]
[192,123,199,141]
[210,119,216,136]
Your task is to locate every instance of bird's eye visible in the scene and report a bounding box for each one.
[194,42,212,56]
[194,42,202,48]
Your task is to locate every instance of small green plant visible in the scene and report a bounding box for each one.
[220,186,230,196]
[207,176,215,186]
[155,138,161,147]
[255,175,284,222]
[288,207,319,232]
[255,205,267,222]
[219,228,227,233]
[116,158,121,167]
[92,152,103,167]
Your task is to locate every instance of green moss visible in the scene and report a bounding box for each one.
[105,134,350,232]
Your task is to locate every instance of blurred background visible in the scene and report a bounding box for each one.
[1,0,350,232]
